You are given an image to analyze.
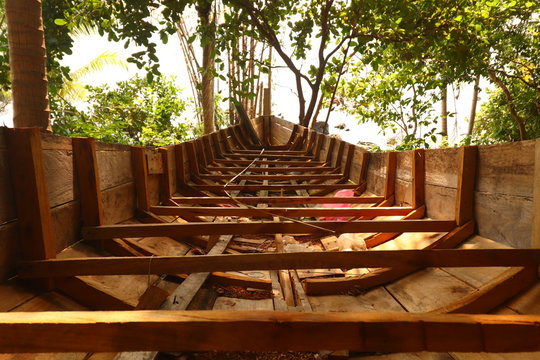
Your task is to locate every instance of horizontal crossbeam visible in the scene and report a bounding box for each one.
[17,249,540,278]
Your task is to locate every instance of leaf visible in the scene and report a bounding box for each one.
[54,19,68,26]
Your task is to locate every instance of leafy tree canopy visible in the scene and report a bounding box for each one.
[52,74,197,146]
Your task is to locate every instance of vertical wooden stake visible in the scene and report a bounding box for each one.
[384,152,397,200]
[72,137,103,226]
[185,141,201,177]
[342,144,355,178]
[455,146,478,226]
[412,148,425,209]
[159,148,172,204]
[131,146,150,212]
[533,139,540,249]
[6,127,55,289]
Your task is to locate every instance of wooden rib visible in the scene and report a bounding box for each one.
[170,196,385,205]
[364,206,426,248]
[213,159,326,166]
[204,166,336,173]
[1,311,540,353]
[72,137,103,226]
[17,248,540,278]
[174,143,187,186]
[304,221,475,295]
[159,148,172,204]
[198,174,343,181]
[6,128,56,290]
[384,151,397,200]
[456,145,478,225]
[55,277,134,311]
[131,146,150,212]
[81,220,457,239]
[191,183,360,191]
[150,206,414,218]
[431,266,539,314]
[412,148,425,208]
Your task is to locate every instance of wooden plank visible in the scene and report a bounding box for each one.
[17,248,540,278]
[130,146,150,212]
[72,137,104,226]
[171,196,384,205]
[150,206,414,218]
[81,220,457,239]
[204,165,335,173]
[213,159,326,166]
[160,235,233,310]
[412,148,425,208]
[0,311,540,353]
[6,128,55,289]
[455,146,478,225]
[532,138,540,249]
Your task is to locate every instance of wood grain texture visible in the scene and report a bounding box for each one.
[0,311,539,353]
[17,248,540,278]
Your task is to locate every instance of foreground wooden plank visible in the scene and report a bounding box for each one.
[170,196,385,205]
[17,249,540,278]
[81,220,457,239]
[150,206,414,218]
[0,311,539,353]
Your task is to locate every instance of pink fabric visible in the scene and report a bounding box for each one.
[319,189,355,221]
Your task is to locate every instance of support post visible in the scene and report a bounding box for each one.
[455,146,478,226]
[72,137,103,226]
[534,139,540,249]
[6,127,55,289]
[174,143,186,188]
[263,87,271,116]
[412,149,425,209]
[131,146,150,212]
[384,152,397,200]
[159,148,172,204]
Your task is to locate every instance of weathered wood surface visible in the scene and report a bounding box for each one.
[81,220,457,239]
[0,311,540,353]
[171,196,384,205]
[17,249,540,278]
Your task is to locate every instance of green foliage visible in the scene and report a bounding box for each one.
[52,75,196,146]
[474,81,540,143]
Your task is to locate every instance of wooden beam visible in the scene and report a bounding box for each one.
[131,146,150,212]
[455,145,478,226]
[158,148,172,204]
[150,206,414,218]
[174,143,186,186]
[72,137,103,226]
[204,166,336,173]
[384,152,397,200]
[81,220,457,239]
[304,221,475,295]
[534,138,540,249]
[412,148,425,208]
[213,159,326,166]
[170,196,384,205]
[431,266,538,314]
[6,128,55,289]
[0,311,539,353]
[358,151,370,186]
[17,248,540,278]
[198,173,343,181]
[191,183,361,191]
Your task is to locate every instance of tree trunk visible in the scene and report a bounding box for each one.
[467,75,480,136]
[488,69,527,141]
[5,0,50,130]
[198,1,215,134]
[440,83,448,137]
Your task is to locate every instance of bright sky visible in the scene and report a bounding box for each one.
[1,24,485,148]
